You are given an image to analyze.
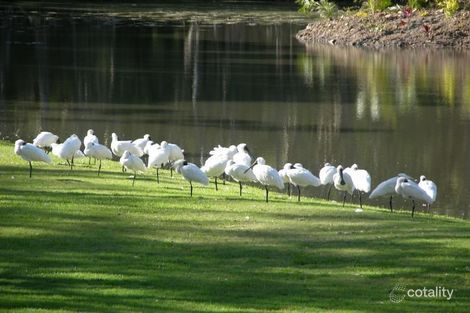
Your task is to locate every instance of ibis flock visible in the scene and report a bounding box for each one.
[13,130,437,217]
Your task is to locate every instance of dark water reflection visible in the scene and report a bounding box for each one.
[0,4,469,218]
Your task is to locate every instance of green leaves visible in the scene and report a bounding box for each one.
[296,0,339,20]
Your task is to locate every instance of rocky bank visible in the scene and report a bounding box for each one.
[296,9,470,48]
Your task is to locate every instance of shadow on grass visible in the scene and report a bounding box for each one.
[0,164,469,312]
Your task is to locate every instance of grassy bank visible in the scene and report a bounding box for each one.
[0,141,469,312]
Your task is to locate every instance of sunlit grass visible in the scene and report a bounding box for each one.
[0,141,469,312]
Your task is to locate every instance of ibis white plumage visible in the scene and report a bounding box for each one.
[347,164,371,208]
[120,151,147,186]
[233,143,252,167]
[209,145,237,159]
[83,129,99,147]
[278,163,293,197]
[201,154,228,191]
[319,162,336,200]
[133,134,152,151]
[173,160,209,196]
[111,133,143,157]
[84,142,112,175]
[418,175,437,211]
[286,163,321,202]
[147,142,170,183]
[224,160,257,196]
[333,165,355,207]
[32,131,59,153]
[395,177,433,217]
[51,134,82,170]
[84,129,99,164]
[369,173,413,212]
[247,157,284,203]
[14,139,52,177]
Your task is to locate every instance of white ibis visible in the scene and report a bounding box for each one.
[201,155,228,191]
[32,131,59,153]
[224,160,257,196]
[14,139,52,177]
[369,173,413,212]
[84,129,99,164]
[166,141,185,177]
[278,163,292,197]
[418,175,437,211]
[246,157,284,203]
[51,134,81,170]
[84,142,112,175]
[147,143,170,183]
[120,151,146,186]
[111,133,143,157]
[286,163,321,202]
[333,165,355,207]
[133,134,152,151]
[395,177,433,217]
[233,143,252,167]
[348,164,372,208]
[319,162,336,200]
[173,160,209,196]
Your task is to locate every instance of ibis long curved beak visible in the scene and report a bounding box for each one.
[245,146,251,156]
[244,160,258,173]
[339,168,345,186]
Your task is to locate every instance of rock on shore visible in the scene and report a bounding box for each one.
[296,9,470,48]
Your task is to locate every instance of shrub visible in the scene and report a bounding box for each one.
[437,0,460,16]
[296,0,339,20]
[366,0,393,13]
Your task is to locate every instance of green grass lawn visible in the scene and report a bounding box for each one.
[0,141,469,312]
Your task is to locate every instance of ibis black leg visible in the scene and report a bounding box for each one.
[170,167,173,178]
[222,172,226,185]
[29,161,32,178]
[132,174,136,187]
[297,185,301,202]
[389,196,393,212]
[327,184,332,201]
[412,200,415,218]
[343,192,346,207]
[359,193,363,208]
[287,183,291,197]
[71,156,74,171]
[239,181,242,196]
[190,181,193,197]
[265,186,269,203]
[88,157,91,165]
[156,168,160,184]
[215,177,218,191]
[98,160,102,176]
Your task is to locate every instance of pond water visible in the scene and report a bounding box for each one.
[1,2,469,218]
